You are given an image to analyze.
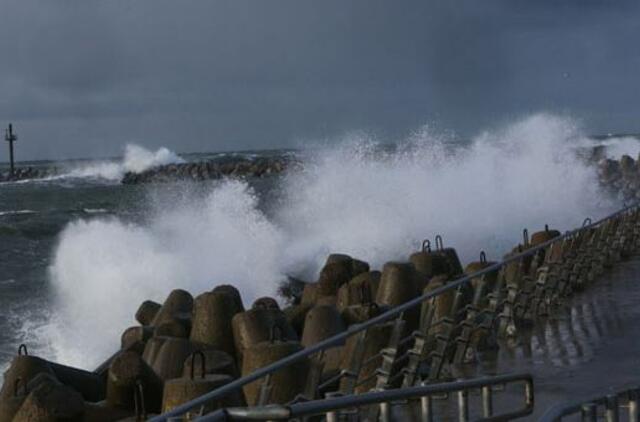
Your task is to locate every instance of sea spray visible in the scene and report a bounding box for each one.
[44,113,616,370]
[63,144,184,181]
[277,114,614,269]
[48,180,283,367]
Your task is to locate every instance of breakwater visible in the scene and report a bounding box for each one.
[597,154,640,202]
[0,202,637,420]
[0,167,57,183]
[0,145,638,193]
[121,156,296,184]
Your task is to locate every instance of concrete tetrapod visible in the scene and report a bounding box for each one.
[135,300,161,326]
[12,381,84,422]
[190,291,240,357]
[106,350,164,414]
[241,338,309,406]
[231,308,297,364]
[162,351,241,417]
[301,305,346,378]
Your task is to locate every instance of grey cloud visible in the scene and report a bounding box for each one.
[0,0,639,160]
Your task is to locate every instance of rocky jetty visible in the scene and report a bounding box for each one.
[0,167,56,183]
[121,157,297,185]
[597,154,640,202]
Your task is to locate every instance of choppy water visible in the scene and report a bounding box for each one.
[0,113,636,383]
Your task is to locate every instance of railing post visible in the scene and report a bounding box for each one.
[325,391,342,422]
[482,385,493,417]
[457,389,469,422]
[379,401,391,422]
[605,394,619,422]
[420,394,433,422]
[629,389,640,422]
[581,402,597,422]
[257,373,273,406]
[525,376,534,408]
[326,409,338,422]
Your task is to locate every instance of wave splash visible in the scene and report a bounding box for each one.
[63,144,184,181]
[43,114,616,370]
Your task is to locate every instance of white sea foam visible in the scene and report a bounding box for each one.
[598,136,640,160]
[64,144,184,181]
[0,210,36,216]
[43,113,617,370]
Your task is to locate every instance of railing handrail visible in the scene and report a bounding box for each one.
[151,203,637,421]
[198,372,534,421]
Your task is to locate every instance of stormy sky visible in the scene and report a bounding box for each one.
[1,1,639,160]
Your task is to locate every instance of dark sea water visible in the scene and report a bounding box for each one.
[0,115,636,383]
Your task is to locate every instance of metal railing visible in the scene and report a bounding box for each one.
[539,385,640,421]
[151,203,640,422]
[199,372,534,422]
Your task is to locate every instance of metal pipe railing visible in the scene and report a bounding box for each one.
[198,372,534,421]
[151,203,638,421]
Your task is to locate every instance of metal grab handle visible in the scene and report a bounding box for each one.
[583,218,592,227]
[435,235,444,251]
[422,239,431,252]
[190,351,206,380]
[359,284,371,305]
[523,229,529,247]
[480,251,487,264]
[17,344,28,356]
[270,324,284,343]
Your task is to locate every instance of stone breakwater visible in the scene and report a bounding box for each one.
[121,157,298,184]
[0,167,57,183]
[0,206,637,420]
[597,154,640,202]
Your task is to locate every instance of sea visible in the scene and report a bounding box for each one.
[0,114,637,376]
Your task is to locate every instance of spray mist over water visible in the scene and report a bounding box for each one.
[599,136,640,160]
[277,114,614,268]
[63,144,184,181]
[45,114,615,369]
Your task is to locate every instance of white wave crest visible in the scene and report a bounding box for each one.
[598,136,640,160]
[43,113,615,370]
[64,144,184,181]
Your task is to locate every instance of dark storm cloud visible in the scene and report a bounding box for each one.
[0,0,639,159]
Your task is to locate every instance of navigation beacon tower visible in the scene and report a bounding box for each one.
[4,123,17,178]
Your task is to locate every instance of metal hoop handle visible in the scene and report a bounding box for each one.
[544,224,549,232]
[421,239,431,252]
[269,323,283,343]
[480,251,487,264]
[435,235,444,251]
[522,229,529,247]
[583,218,592,227]
[133,379,147,421]
[359,283,370,305]
[18,344,28,356]
[189,350,206,380]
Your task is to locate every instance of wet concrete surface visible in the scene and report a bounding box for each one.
[390,257,640,420]
[494,257,640,419]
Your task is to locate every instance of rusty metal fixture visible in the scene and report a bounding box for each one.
[106,350,163,413]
